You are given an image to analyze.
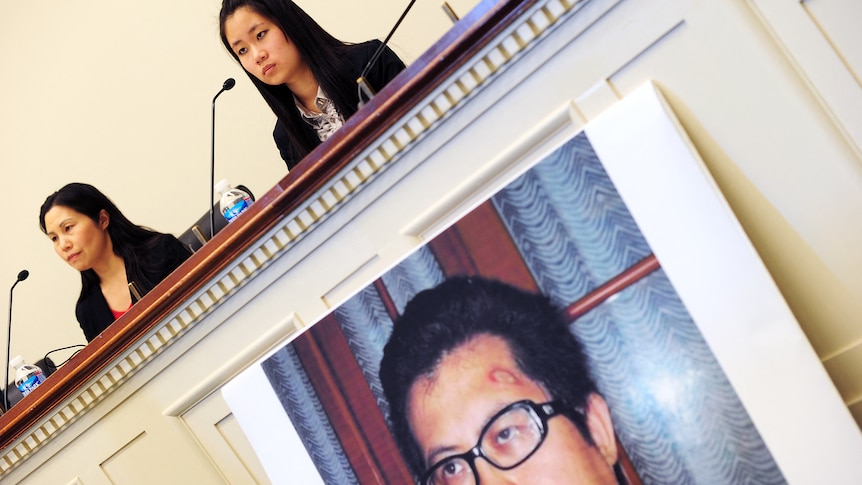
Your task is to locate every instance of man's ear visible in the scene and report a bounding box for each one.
[584,392,618,466]
[99,209,110,230]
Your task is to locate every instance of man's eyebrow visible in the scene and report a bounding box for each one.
[425,444,460,468]
[423,400,512,466]
[231,22,264,48]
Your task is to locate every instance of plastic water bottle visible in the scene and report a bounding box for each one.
[11,355,46,397]
[216,179,254,223]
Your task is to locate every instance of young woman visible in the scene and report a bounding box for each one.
[219,0,406,170]
[39,183,192,342]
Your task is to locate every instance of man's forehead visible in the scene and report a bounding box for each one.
[405,333,553,465]
[428,334,520,379]
[406,333,544,414]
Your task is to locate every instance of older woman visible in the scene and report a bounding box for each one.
[40,183,191,342]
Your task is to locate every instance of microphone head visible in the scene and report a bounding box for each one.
[223,78,236,90]
[17,270,29,282]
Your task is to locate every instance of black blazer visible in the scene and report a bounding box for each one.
[75,234,191,342]
[274,40,407,170]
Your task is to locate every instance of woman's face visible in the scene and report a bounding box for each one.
[43,205,113,272]
[223,6,310,87]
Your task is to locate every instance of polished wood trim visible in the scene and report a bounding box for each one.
[297,315,414,484]
[428,201,541,296]
[373,280,399,323]
[563,254,661,321]
[427,221,480,276]
[292,315,413,484]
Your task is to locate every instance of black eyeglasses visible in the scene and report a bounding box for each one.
[420,400,567,485]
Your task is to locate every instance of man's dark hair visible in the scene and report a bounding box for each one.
[379,276,600,476]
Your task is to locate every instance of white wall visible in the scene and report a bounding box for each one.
[0,0,479,373]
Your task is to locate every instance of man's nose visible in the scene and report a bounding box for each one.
[474,460,519,484]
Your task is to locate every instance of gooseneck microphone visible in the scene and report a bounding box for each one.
[356,0,417,109]
[5,270,29,412]
[211,78,236,240]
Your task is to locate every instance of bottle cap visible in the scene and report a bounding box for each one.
[215,179,231,194]
[9,355,23,368]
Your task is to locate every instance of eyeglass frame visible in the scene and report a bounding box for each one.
[419,399,582,485]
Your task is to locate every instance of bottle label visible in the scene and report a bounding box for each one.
[17,372,45,396]
[222,197,252,222]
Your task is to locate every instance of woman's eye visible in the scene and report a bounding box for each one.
[237,47,247,55]
[256,30,266,40]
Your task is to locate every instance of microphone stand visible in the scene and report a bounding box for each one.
[357,0,417,109]
[442,2,460,23]
[4,283,12,412]
[210,78,236,240]
[5,270,29,412]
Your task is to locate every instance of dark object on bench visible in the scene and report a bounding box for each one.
[177,184,255,253]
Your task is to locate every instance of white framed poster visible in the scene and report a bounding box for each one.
[224,82,862,485]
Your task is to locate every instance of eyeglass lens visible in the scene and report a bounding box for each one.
[425,402,548,485]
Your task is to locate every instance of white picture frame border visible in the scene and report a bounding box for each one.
[585,81,862,484]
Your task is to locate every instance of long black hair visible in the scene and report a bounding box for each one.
[219,0,361,162]
[39,182,174,300]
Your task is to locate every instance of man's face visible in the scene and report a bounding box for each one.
[406,334,619,485]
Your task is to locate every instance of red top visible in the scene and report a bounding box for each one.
[110,303,133,320]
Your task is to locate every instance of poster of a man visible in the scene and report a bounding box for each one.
[379,276,624,485]
[222,86,806,484]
